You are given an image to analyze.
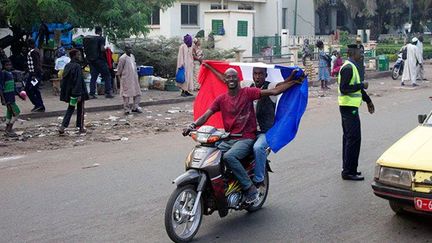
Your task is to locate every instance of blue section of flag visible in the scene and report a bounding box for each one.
[265,65,308,153]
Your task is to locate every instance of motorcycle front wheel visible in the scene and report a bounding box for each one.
[164,184,203,243]
[392,66,400,80]
[246,170,269,212]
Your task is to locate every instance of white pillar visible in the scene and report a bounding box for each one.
[289,46,299,65]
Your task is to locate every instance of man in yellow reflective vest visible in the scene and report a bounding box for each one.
[338,44,375,181]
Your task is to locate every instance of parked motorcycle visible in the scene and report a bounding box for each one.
[164,125,271,243]
[392,53,404,80]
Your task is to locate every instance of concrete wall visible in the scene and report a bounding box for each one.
[148,0,316,39]
[247,0,315,37]
[253,1,279,36]
[204,10,254,56]
[148,1,207,40]
[286,0,315,36]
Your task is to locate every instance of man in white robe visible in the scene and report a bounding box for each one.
[401,37,422,87]
[176,34,194,97]
[116,45,142,115]
[416,35,425,81]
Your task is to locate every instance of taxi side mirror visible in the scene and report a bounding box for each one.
[418,114,427,124]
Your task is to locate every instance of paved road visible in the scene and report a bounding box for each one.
[1,86,431,242]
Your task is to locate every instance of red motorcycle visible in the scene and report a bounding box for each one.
[164,125,271,243]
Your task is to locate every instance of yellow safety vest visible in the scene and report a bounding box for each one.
[337,60,362,107]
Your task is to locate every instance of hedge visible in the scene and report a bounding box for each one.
[118,36,236,78]
[376,45,432,59]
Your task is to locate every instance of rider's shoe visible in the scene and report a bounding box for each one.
[254,180,266,189]
[244,185,259,204]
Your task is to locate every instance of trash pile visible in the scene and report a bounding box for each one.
[0,104,194,156]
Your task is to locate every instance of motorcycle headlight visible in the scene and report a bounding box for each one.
[378,167,413,189]
[196,133,210,143]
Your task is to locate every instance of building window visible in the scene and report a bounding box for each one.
[282,8,287,29]
[148,7,160,25]
[211,3,227,10]
[181,4,198,25]
[238,3,253,10]
[237,20,248,37]
[212,19,224,35]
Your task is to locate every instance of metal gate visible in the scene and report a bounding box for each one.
[252,35,281,57]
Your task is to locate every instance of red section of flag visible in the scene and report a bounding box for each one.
[193,61,243,129]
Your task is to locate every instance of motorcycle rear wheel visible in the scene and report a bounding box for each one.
[165,184,203,243]
[392,67,400,80]
[246,170,269,212]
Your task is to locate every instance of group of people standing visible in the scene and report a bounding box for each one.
[401,35,426,86]
[59,26,143,135]
[1,26,144,137]
[316,36,365,90]
[0,39,49,137]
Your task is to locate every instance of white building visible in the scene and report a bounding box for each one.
[148,0,315,55]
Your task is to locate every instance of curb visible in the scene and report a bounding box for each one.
[11,96,195,120]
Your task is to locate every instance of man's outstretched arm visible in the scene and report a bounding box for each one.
[261,70,304,97]
[203,63,225,81]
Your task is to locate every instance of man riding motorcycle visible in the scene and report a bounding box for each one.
[183,65,302,204]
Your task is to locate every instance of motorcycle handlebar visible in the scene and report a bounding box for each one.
[184,129,242,138]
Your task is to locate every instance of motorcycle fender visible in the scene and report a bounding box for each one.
[266,160,273,173]
[173,169,201,187]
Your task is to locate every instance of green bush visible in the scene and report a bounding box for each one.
[118,36,237,78]
[339,31,354,46]
[424,50,432,59]
[376,44,432,57]
[202,48,236,60]
[119,37,180,78]
[386,54,398,62]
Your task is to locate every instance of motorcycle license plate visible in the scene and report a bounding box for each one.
[414,197,432,212]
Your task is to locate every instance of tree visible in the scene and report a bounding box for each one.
[314,0,429,38]
[0,0,176,41]
[412,0,432,33]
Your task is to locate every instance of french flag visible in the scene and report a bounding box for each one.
[194,61,308,153]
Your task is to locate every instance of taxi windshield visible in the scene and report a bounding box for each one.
[425,113,432,125]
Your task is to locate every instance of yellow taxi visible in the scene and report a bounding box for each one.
[372,111,432,215]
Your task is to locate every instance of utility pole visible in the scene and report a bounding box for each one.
[293,0,298,35]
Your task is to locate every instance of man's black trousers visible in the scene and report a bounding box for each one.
[340,106,361,176]
[62,100,84,128]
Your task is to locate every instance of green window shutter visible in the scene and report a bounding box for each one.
[212,19,224,35]
[237,20,248,37]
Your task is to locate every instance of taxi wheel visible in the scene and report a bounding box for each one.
[389,200,405,215]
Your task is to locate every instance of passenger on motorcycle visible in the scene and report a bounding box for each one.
[183,66,303,204]
[243,67,302,188]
